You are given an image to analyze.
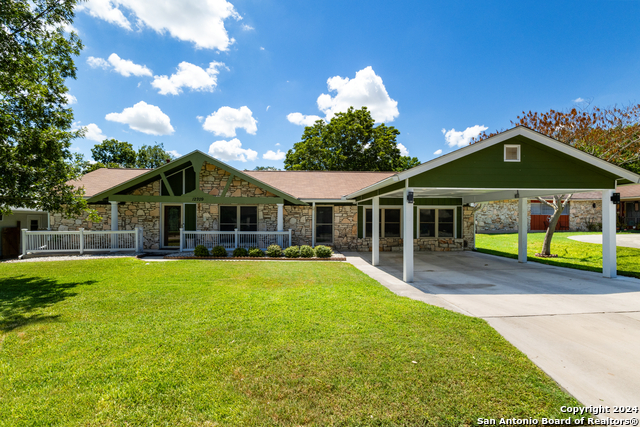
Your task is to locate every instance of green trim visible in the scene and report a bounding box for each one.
[185,204,197,231]
[160,172,174,196]
[221,173,235,197]
[357,205,363,239]
[355,181,405,202]
[358,198,463,206]
[109,192,285,204]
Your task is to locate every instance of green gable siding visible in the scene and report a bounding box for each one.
[408,135,617,190]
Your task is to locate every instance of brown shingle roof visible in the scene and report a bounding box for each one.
[70,168,152,198]
[571,183,640,200]
[244,171,396,199]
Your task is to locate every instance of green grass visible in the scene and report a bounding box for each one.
[0,259,581,426]
[476,232,640,278]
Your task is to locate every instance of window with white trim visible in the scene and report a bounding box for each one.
[365,208,402,238]
[220,206,258,231]
[419,208,455,238]
[504,144,520,162]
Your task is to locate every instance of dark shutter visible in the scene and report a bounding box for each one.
[185,204,197,231]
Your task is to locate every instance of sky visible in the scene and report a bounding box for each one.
[64,0,640,170]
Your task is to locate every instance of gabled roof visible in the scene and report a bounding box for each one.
[572,183,640,200]
[70,168,152,197]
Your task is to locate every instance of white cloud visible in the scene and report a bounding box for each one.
[105,101,174,135]
[107,53,152,77]
[260,46,265,50]
[574,97,585,103]
[433,149,443,156]
[203,106,257,137]
[263,149,286,161]
[286,112,324,127]
[83,123,108,142]
[63,93,77,105]
[79,0,241,50]
[87,56,110,69]
[441,125,488,148]
[152,61,225,95]
[208,138,257,162]
[275,142,280,146]
[315,66,399,122]
[266,105,270,111]
[397,143,409,156]
[241,24,254,31]
[167,150,181,158]
[196,115,204,122]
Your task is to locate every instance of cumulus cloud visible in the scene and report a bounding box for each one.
[573,97,585,103]
[87,54,152,77]
[433,149,443,156]
[441,125,488,148]
[203,106,257,137]
[63,93,77,105]
[286,112,324,127]
[152,61,225,95]
[263,149,286,161]
[397,143,409,156]
[241,24,254,31]
[79,0,241,50]
[167,150,181,158]
[87,56,110,69]
[105,101,174,135]
[208,138,257,162]
[83,123,108,142]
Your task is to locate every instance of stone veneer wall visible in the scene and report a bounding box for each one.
[569,200,602,231]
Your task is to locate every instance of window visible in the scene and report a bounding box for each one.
[531,203,569,216]
[220,206,258,231]
[365,208,402,238]
[316,206,333,244]
[161,166,196,196]
[419,208,455,238]
[504,144,520,162]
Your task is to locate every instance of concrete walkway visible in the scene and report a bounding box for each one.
[344,251,640,414]
[569,233,640,249]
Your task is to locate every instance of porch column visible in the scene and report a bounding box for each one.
[602,189,617,278]
[277,203,284,231]
[518,197,528,263]
[403,187,414,283]
[372,196,380,266]
[110,201,118,251]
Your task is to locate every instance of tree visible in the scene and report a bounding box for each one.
[284,107,419,171]
[136,143,174,168]
[253,166,280,171]
[91,139,137,168]
[0,0,91,217]
[474,104,640,255]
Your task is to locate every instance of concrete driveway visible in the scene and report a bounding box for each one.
[344,250,640,412]
[569,233,640,249]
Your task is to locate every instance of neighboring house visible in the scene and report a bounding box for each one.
[475,183,640,233]
[0,208,49,258]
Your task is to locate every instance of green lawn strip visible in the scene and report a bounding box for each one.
[1,259,580,426]
[476,232,640,278]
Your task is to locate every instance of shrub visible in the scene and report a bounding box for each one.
[248,247,265,257]
[210,246,228,257]
[233,247,248,257]
[265,244,282,257]
[299,245,314,258]
[193,245,209,257]
[283,246,300,258]
[314,245,332,258]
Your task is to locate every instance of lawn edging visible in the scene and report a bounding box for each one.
[164,252,346,261]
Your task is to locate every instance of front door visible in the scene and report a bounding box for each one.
[163,205,182,247]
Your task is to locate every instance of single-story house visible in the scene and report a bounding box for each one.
[0,207,49,258]
[50,126,640,281]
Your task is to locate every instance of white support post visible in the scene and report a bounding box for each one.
[234,228,239,249]
[602,190,617,278]
[79,228,85,255]
[110,201,118,251]
[372,196,380,266]
[403,187,414,283]
[277,204,284,232]
[311,202,316,247]
[518,197,528,263]
[21,229,27,258]
[179,228,184,252]
[288,229,292,248]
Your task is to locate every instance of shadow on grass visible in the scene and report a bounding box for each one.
[0,276,96,332]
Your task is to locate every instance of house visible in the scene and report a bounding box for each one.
[0,207,49,258]
[50,127,640,281]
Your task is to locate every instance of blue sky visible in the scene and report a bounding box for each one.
[65,0,640,169]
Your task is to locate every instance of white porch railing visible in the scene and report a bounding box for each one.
[180,229,292,251]
[21,228,143,257]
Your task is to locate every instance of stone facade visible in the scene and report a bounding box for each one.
[570,200,602,231]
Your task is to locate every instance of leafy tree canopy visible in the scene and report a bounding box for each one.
[284,107,420,172]
[136,143,174,168]
[91,139,137,168]
[0,0,90,217]
[253,166,281,171]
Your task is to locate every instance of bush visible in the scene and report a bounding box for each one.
[299,245,314,258]
[248,247,265,257]
[193,245,209,257]
[210,246,228,257]
[233,247,248,257]
[265,244,282,257]
[283,246,300,258]
[314,245,332,258]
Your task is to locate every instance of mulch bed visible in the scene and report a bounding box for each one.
[164,252,346,261]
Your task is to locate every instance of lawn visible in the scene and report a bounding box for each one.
[0,259,581,426]
[476,231,640,278]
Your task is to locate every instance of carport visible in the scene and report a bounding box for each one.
[344,127,640,282]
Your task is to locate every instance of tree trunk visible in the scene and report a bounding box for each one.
[540,206,563,255]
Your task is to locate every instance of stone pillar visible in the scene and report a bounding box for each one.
[602,190,617,278]
[277,203,284,231]
[518,197,528,263]
[403,187,414,283]
[372,196,380,266]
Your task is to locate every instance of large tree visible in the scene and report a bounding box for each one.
[284,107,420,171]
[475,104,640,255]
[0,0,89,217]
[136,143,174,169]
[91,139,137,168]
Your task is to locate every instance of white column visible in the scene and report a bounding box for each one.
[403,187,414,283]
[110,201,118,250]
[277,203,284,231]
[372,196,380,266]
[311,202,316,247]
[602,190,617,278]
[518,197,528,263]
